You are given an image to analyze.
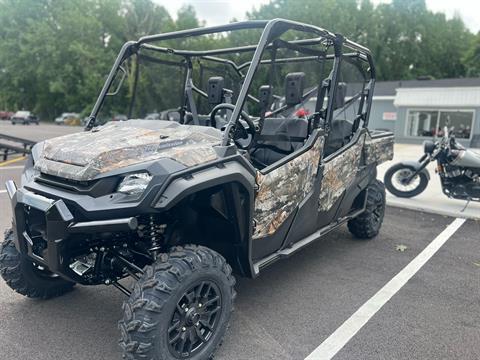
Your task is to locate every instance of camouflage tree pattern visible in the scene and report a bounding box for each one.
[253,136,325,239]
[34,123,222,181]
[364,133,394,165]
[318,134,366,212]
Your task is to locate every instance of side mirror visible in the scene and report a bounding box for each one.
[334,82,347,110]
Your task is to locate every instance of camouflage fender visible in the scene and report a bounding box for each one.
[318,134,365,212]
[363,133,394,165]
[253,136,325,239]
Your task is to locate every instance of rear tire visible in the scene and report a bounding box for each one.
[384,163,429,198]
[0,229,75,299]
[348,180,386,239]
[119,245,236,360]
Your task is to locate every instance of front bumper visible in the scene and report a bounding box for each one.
[6,180,137,282]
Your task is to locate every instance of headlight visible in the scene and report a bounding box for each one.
[423,140,436,154]
[117,172,152,197]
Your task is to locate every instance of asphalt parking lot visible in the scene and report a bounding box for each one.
[0,123,479,360]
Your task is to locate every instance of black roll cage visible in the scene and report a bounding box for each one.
[86,18,375,145]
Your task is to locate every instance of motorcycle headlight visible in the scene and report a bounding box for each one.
[117,172,152,197]
[423,140,436,154]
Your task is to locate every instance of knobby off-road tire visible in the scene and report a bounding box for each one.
[348,180,386,239]
[0,229,75,299]
[119,245,236,360]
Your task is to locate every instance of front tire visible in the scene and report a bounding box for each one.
[384,163,429,198]
[119,245,236,360]
[0,229,75,299]
[348,180,386,239]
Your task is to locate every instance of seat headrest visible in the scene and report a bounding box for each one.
[207,76,225,105]
[285,72,305,106]
[259,85,272,109]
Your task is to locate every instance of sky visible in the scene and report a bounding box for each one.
[154,0,480,33]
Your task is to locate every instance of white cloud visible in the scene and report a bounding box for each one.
[371,0,480,33]
[155,0,271,25]
[426,0,480,33]
[155,0,480,33]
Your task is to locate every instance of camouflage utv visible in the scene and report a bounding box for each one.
[1,19,393,360]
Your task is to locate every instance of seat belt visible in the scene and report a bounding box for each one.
[258,46,278,136]
[312,58,328,132]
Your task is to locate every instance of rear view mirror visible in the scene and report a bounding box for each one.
[334,82,347,110]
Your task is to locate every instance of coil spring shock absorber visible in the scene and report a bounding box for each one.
[147,215,167,259]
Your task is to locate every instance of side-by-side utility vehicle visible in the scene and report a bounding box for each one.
[1,19,393,359]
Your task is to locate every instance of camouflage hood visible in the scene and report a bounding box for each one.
[34,121,222,181]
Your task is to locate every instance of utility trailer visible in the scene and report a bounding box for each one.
[0,133,35,161]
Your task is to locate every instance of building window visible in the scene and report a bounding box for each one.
[406,110,439,137]
[406,109,474,139]
[438,111,473,139]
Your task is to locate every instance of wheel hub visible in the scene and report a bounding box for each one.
[185,307,200,326]
[167,280,222,358]
[392,169,421,192]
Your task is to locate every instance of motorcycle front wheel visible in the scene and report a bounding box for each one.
[384,164,429,198]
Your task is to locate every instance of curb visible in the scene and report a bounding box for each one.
[386,199,480,221]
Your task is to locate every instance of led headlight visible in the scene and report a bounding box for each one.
[117,172,152,197]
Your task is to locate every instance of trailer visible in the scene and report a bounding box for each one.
[0,133,35,161]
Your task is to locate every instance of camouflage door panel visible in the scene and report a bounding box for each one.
[253,136,325,239]
[364,133,394,165]
[318,134,366,212]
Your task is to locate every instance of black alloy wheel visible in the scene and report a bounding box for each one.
[119,245,236,360]
[168,280,222,358]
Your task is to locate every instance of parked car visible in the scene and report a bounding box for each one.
[11,111,39,125]
[0,111,14,120]
[55,112,81,126]
[112,114,128,121]
[144,112,160,120]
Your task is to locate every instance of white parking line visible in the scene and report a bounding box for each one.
[0,190,6,194]
[305,217,466,360]
[0,165,24,170]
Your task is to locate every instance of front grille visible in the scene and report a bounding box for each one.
[37,173,93,190]
[35,173,118,197]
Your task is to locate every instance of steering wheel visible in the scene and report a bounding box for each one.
[210,103,256,150]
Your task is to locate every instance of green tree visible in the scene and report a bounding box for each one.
[463,32,480,76]
[248,0,474,81]
[0,0,477,121]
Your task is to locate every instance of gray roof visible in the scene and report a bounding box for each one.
[374,78,480,96]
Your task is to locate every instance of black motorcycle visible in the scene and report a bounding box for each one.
[384,126,480,201]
